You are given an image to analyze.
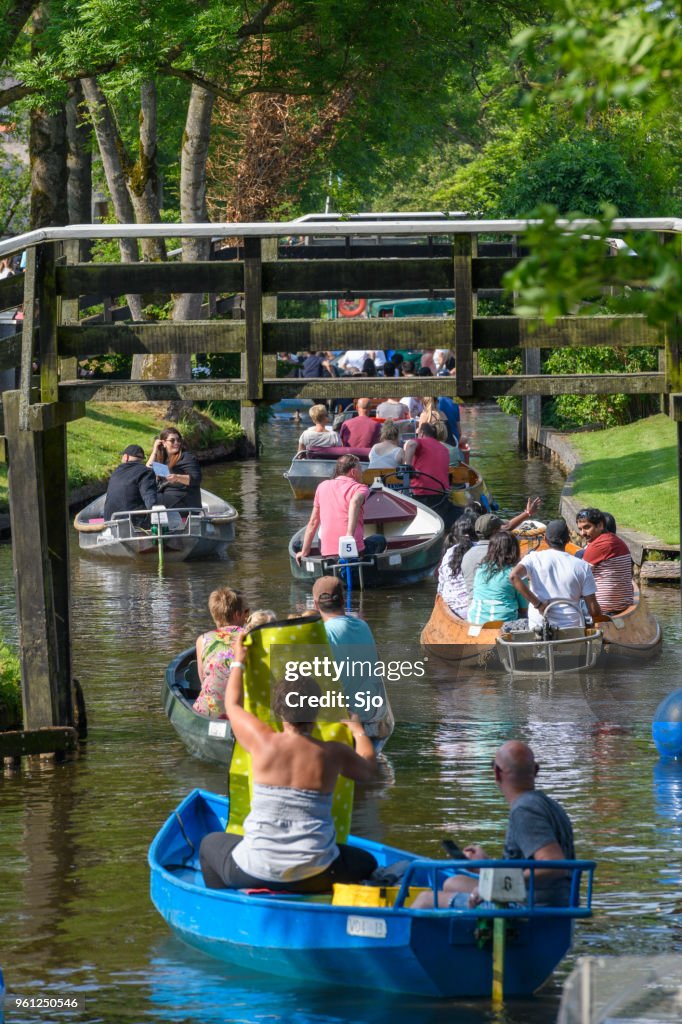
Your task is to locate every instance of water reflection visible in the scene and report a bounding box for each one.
[2,407,682,1022]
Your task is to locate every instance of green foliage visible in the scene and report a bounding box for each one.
[542,345,659,428]
[477,348,523,417]
[0,640,21,729]
[80,353,133,379]
[0,152,30,233]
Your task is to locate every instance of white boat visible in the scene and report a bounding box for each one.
[74,489,238,561]
[289,480,444,588]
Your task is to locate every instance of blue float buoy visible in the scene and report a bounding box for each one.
[652,689,682,758]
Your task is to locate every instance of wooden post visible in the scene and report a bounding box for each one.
[453,235,474,396]
[241,236,264,452]
[19,247,38,429]
[59,239,79,381]
[3,390,74,731]
[521,348,542,451]
[262,236,278,381]
[491,915,506,1006]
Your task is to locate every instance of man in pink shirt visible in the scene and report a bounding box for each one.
[295,455,386,563]
[339,398,381,448]
[403,422,454,525]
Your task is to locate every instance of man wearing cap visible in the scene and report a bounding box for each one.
[510,517,602,629]
[103,445,158,522]
[295,454,386,566]
[312,576,389,737]
[460,497,543,599]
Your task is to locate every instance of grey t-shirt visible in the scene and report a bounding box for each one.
[461,541,489,597]
[504,790,575,906]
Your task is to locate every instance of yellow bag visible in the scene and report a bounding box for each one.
[226,615,355,841]
[332,884,430,908]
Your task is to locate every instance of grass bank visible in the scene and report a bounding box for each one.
[0,640,21,729]
[568,414,679,545]
[0,402,244,513]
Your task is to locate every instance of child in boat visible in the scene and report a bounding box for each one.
[193,588,248,718]
[244,609,277,631]
[437,517,478,618]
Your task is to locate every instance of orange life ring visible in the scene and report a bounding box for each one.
[338,298,367,318]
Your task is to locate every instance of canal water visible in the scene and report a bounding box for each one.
[1,405,681,1024]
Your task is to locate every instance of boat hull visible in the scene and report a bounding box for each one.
[285,454,492,510]
[289,484,445,589]
[149,789,592,999]
[74,489,237,561]
[421,588,662,667]
[163,650,235,766]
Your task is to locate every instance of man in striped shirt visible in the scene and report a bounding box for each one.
[576,508,634,613]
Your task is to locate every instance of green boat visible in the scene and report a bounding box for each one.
[162,648,234,766]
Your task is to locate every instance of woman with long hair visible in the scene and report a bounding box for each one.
[467,530,528,625]
[148,427,203,509]
[437,516,477,618]
[418,396,454,444]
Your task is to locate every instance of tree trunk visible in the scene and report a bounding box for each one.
[173,84,215,323]
[80,76,143,321]
[29,104,68,228]
[128,79,166,263]
[66,81,92,259]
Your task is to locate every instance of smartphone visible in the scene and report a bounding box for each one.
[441,838,466,860]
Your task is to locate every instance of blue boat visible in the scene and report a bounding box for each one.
[149,789,595,999]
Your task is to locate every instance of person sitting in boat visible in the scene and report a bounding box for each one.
[417,397,453,443]
[192,588,248,718]
[438,396,461,442]
[412,741,575,909]
[244,609,277,632]
[368,419,405,469]
[576,508,634,614]
[148,428,203,510]
[103,444,158,523]
[199,637,378,893]
[436,517,479,619]
[510,518,602,631]
[467,531,528,625]
[376,396,408,420]
[295,454,387,566]
[312,575,387,735]
[297,404,340,453]
[339,397,380,448]
[433,419,464,467]
[461,500,543,598]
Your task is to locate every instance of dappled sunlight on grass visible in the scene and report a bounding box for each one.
[569,415,679,544]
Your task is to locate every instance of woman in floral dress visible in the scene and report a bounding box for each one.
[193,588,248,718]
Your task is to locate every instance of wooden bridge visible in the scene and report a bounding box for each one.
[0,215,679,758]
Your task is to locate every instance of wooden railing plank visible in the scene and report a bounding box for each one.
[58,321,245,356]
[263,257,452,294]
[263,318,454,352]
[56,261,244,299]
[58,379,247,402]
[473,315,662,349]
[474,373,665,398]
[0,273,24,311]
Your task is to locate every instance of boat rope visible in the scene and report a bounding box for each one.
[174,810,196,854]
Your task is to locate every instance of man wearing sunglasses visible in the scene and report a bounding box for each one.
[412,740,575,909]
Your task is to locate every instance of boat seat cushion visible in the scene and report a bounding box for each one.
[303,445,370,461]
